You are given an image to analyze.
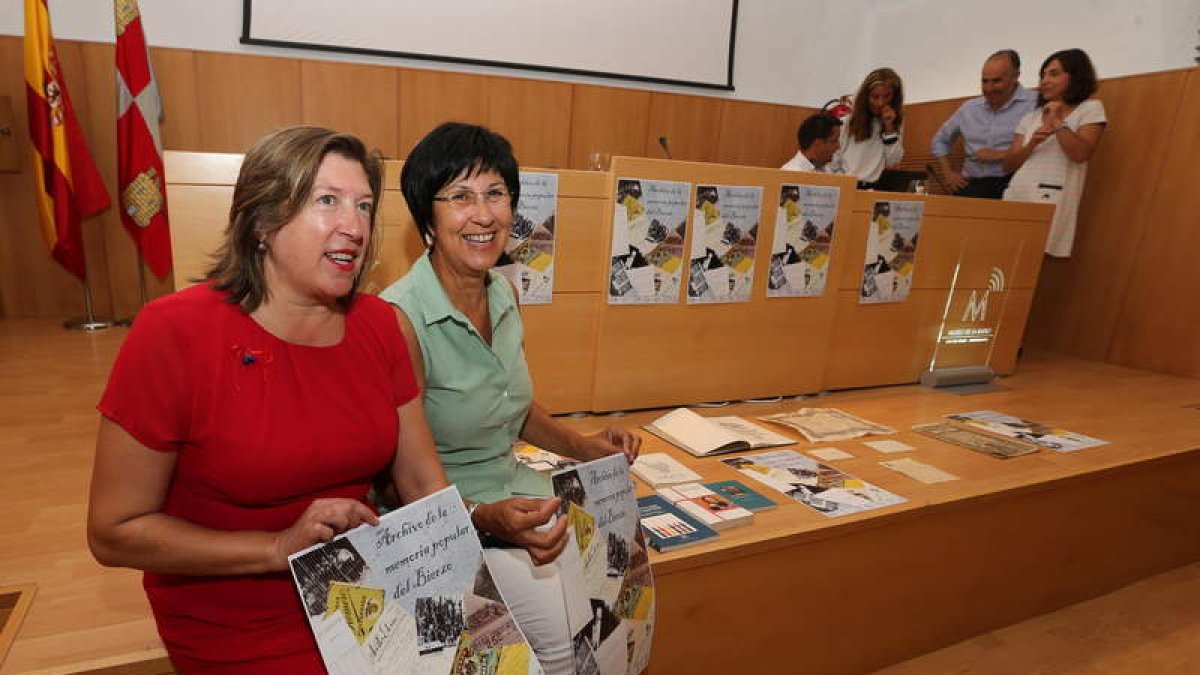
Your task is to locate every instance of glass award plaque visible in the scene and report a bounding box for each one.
[921,238,1024,387]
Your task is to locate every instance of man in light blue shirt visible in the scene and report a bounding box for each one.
[931,49,1037,199]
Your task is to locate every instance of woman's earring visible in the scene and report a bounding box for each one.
[257,240,267,253]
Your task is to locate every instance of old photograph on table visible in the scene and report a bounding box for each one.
[945,410,1109,452]
[860,200,924,304]
[609,178,690,305]
[687,184,763,304]
[721,449,906,517]
[767,184,840,298]
[912,422,1039,459]
[495,171,558,305]
[288,486,542,675]
[552,454,655,675]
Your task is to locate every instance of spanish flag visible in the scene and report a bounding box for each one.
[116,0,172,279]
[25,0,111,282]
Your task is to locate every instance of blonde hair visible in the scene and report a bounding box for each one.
[848,68,904,143]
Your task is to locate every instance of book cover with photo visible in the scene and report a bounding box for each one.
[721,450,906,518]
[767,184,840,298]
[609,178,690,305]
[288,486,542,675]
[552,454,655,675]
[687,184,763,304]
[636,494,720,552]
[495,171,558,305]
[703,479,777,511]
[860,200,924,304]
[656,483,754,530]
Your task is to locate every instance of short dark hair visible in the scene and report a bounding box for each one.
[1038,48,1098,106]
[401,122,520,247]
[206,125,383,312]
[797,113,843,150]
[989,49,1021,71]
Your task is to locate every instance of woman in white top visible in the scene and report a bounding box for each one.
[833,68,905,187]
[1003,48,1107,257]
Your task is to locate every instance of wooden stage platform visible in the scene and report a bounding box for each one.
[1,318,1198,674]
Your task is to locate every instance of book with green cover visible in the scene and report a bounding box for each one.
[704,479,777,512]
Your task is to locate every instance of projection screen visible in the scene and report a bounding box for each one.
[242,0,738,90]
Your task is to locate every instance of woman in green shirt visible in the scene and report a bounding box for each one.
[380,122,640,675]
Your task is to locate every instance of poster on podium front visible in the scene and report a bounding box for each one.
[608,178,690,305]
[686,184,762,304]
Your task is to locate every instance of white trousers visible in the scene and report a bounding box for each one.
[483,547,576,675]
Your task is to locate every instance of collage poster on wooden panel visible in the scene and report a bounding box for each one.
[767,184,841,298]
[687,184,762,304]
[496,171,558,305]
[608,178,691,305]
[860,200,925,304]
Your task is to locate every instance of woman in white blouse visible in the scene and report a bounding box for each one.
[833,67,905,187]
[1003,48,1107,257]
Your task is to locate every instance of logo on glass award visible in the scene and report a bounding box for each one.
[961,267,1005,323]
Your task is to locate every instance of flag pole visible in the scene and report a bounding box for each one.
[63,278,115,331]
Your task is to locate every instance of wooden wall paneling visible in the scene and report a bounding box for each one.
[300,61,400,158]
[566,84,651,170]
[551,196,607,293]
[366,190,425,294]
[150,48,202,151]
[1024,70,1188,359]
[895,97,969,181]
[1109,68,1200,378]
[523,295,599,413]
[0,95,18,172]
[644,92,724,164]
[194,52,303,153]
[397,69,490,157]
[821,289,943,389]
[715,99,799,168]
[590,158,854,411]
[486,77,572,169]
[0,37,32,317]
[166,185,232,289]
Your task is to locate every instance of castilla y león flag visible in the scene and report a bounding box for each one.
[116,0,171,279]
[24,0,111,282]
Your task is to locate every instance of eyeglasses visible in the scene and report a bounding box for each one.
[433,187,512,210]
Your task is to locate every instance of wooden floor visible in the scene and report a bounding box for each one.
[1,317,1198,674]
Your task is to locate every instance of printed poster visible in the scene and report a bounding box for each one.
[860,200,924,304]
[686,184,763,304]
[496,171,558,305]
[289,486,543,675]
[767,184,841,298]
[553,454,655,675]
[609,178,690,304]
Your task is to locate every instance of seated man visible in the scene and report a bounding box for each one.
[931,49,1036,199]
[781,113,842,173]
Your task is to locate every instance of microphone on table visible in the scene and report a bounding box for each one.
[658,136,674,160]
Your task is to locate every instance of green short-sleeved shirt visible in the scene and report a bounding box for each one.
[380,253,551,502]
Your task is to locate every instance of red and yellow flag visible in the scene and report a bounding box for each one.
[116,0,172,280]
[24,0,111,282]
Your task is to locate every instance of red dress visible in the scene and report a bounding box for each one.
[98,284,418,673]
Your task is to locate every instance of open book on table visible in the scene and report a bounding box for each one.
[644,408,796,457]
